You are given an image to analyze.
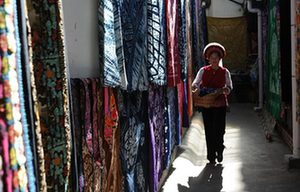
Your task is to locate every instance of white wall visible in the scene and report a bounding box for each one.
[62,0,100,78]
[206,0,245,18]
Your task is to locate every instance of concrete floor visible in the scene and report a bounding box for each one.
[161,103,300,192]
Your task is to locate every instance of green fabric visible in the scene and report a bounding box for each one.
[266,0,281,119]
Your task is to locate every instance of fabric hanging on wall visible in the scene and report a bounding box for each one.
[25,1,47,190]
[119,0,149,91]
[27,0,72,190]
[101,0,127,89]
[166,0,181,87]
[179,0,188,80]
[0,1,31,191]
[165,87,178,168]
[266,0,281,119]
[91,79,104,191]
[206,16,248,71]
[71,78,108,192]
[199,4,208,64]
[191,0,201,70]
[148,85,166,192]
[13,0,37,190]
[177,81,184,144]
[81,79,93,192]
[16,0,37,191]
[185,0,194,119]
[104,87,123,192]
[147,0,167,85]
[182,80,190,127]
[119,91,148,192]
[70,79,84,191]
[81,79,102,192]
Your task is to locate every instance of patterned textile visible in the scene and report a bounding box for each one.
[70,79,84,191]
[191,0,201,70]
[119,0,149,91]
[147,0,167,85]
[148,85,166,192]
[81,79,94,192]
[26,1,47,190]
[177,81,184,144]
[0,1,30,191]
[101,0,127,89]
[182,80,190,127]
[185,0,194,118]
[74,79,107,192]
[104,87,123,192]
[28,0,72,190]
[165,87,178,168]
[119,91,148,192]
[166,0,181,87]
[179,0,188,80]
[14,0,36,190]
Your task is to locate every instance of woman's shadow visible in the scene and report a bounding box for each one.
[178,163,224,192]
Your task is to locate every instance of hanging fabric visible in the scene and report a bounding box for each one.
[119,90,148,192]
[166,0,181,87]
[118,0,149,91]
[147,0,167,85]
[165,87,178,168]
[179,0,188,80]
[148,85,166,192]
[27,0,72,190]
[100,0,127,89]
[104,87,123,192]
[0,0,32,191]
[70,79,84,191]
[13,0,37,190]
[185,0,194,119]
[25,1,47,190]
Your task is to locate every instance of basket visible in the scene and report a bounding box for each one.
[193,91,219,108]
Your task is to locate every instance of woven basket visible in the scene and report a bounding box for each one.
[193,91,219,108]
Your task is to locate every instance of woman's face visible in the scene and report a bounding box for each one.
[208,52,221,67]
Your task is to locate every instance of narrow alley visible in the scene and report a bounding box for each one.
[161,103,300,192]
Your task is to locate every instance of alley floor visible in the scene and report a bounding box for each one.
[161,103,300,192]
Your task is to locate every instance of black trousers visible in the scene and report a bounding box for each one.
[201,107,227,161]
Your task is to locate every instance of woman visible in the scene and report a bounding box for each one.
[192,42,233,164]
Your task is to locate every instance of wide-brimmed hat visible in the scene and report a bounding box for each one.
[203,42,226,59]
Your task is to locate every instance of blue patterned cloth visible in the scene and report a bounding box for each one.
[119,0,149,91]
[147,0,167,85]
[102,0,128,89]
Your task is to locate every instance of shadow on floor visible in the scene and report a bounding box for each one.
[177,163,223,192]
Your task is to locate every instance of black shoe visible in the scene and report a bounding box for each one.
[217,147,224,163]
[217,153,223,163]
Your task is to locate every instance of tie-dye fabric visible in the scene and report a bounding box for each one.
[101,0,127,89]
[119,91,148,192]
[165,87,178,168]
[179,0,188,80]
[148,85,166,192]
[119,0,149,91]
[147,0,167,85]
[28,0,72,190]
[166,0,181,87]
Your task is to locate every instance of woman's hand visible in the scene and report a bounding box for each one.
[222,86,231,95]
[191,84,198,93]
